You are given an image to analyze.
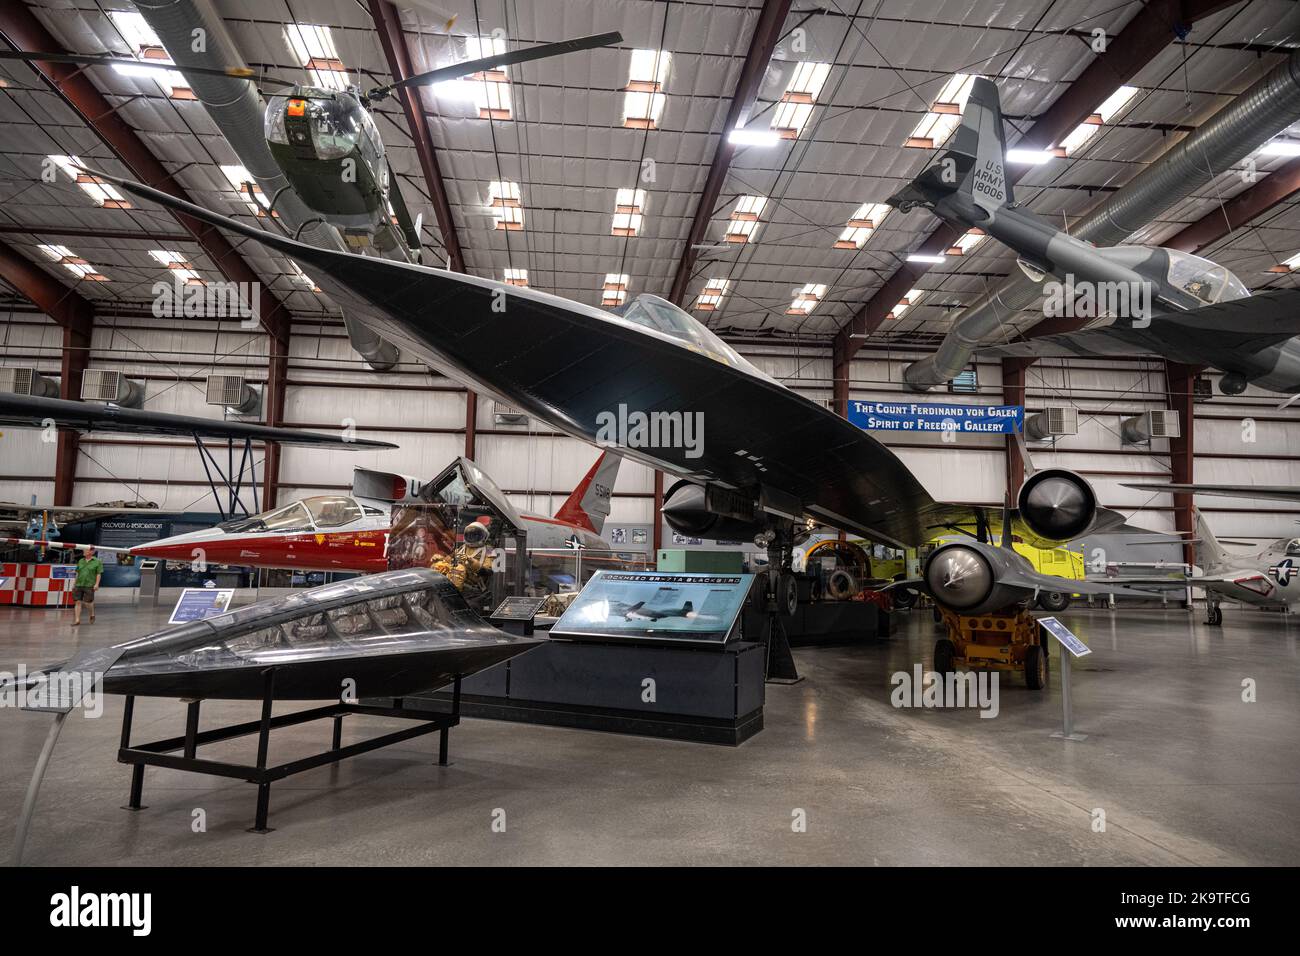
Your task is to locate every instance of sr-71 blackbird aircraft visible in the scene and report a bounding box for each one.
[89,167,1130,620]
[887,77,1300,396]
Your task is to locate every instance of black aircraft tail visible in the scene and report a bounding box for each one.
[888,76,1012,215]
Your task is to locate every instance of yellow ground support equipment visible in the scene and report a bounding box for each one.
[933,605,1049,690]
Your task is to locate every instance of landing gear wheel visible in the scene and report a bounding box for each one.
[826,568,857,600]
[1025,644,1047,690]
[934,638,956,675]
[1207,604,1223,626]
[892,586,917,610]
[1038,590,1071,612]
[778,572,798,617]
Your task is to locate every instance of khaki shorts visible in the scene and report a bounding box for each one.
[72,587,95,603]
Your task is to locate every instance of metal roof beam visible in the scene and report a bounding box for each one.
[0,4,290,344]
[0,236,92,338]
[368,0,466,273]
[667,0,794,306]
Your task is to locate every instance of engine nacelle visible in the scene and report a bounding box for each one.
[661,480,770,542]
[924,542,1035,615]
[1218,372,1248,395]
[1016,468,1096,543]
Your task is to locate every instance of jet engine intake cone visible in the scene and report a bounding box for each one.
[925,545,994,611]
[1018,470,1095,542]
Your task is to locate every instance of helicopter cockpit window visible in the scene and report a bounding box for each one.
[265,93,361,161]
[304,496,363,529]
[1165,252,1248,305]
[615,294,779,384]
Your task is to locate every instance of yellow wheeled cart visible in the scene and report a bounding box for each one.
[933,605,1049,689]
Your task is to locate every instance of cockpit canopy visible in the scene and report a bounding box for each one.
[1165,250,1250,305]
[612,294,778,384]
[265,89,380,162]
[219,495,379,534]
[1271,537,1300,557]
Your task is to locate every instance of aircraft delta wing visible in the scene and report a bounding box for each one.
[92,169,1120,553]
[0,394,396,449]
[978,289,1300,366]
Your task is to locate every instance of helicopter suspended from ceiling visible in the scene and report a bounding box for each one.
[0,31,622,263]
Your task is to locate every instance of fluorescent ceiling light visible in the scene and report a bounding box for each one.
[1260,140,1300,156]
[1006,149,1054,165]
[907,254,946,264]
[729,128,780,147]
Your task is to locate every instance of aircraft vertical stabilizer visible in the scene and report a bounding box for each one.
[888,76,1013,215]
[1194,510,1231,573]
[554,452,622,535]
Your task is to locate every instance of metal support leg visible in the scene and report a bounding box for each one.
[126,765,146,812]
[248,669,276,833]
[331,715,343,751]
[183,700,201,760]
[438,677,461,766]
[120,695,147,811]
[1051,649,1088,741]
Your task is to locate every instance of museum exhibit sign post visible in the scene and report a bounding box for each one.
[1040,616,1090,741]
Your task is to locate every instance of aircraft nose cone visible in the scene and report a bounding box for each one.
[660,482,712,536]
[925,546,994,611]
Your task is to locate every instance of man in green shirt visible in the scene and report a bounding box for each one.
[72,546,103,626]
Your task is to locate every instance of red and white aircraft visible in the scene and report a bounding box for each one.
[129,452,623,573]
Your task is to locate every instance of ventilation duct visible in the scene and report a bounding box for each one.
[205,373,262,415]
[81,369,144,407]
[904,47,1300,390]
[1023,406,1078,441]
[0,367,58,397]
[133,0,400,372]
[1121,410,1180,444]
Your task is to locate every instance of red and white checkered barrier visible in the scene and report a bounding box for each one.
[0,563,78,607]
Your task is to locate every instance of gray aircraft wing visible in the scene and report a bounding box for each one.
[0,394,396,449]
[1122,482,1300,503]
[984,289,1300,365]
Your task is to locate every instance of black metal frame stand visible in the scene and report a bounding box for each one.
[118,669,463,833]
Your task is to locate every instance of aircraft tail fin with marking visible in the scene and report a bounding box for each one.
[887,76,1013,215]
[554,451,622,535]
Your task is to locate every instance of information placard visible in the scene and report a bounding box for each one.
[1038,616,1092,657]
[168,588,234,624]
[551,571,754,645]
[491,595,548,622]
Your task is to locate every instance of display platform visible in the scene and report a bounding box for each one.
[743,598,891,646]
[405,638,765,746]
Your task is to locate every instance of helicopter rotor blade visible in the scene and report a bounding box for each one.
[366,30,622,101]
[0,49,298,87]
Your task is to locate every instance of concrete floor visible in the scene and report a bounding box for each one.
[2,597,1298,865]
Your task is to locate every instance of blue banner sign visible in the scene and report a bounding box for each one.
[847,401,1023,434]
